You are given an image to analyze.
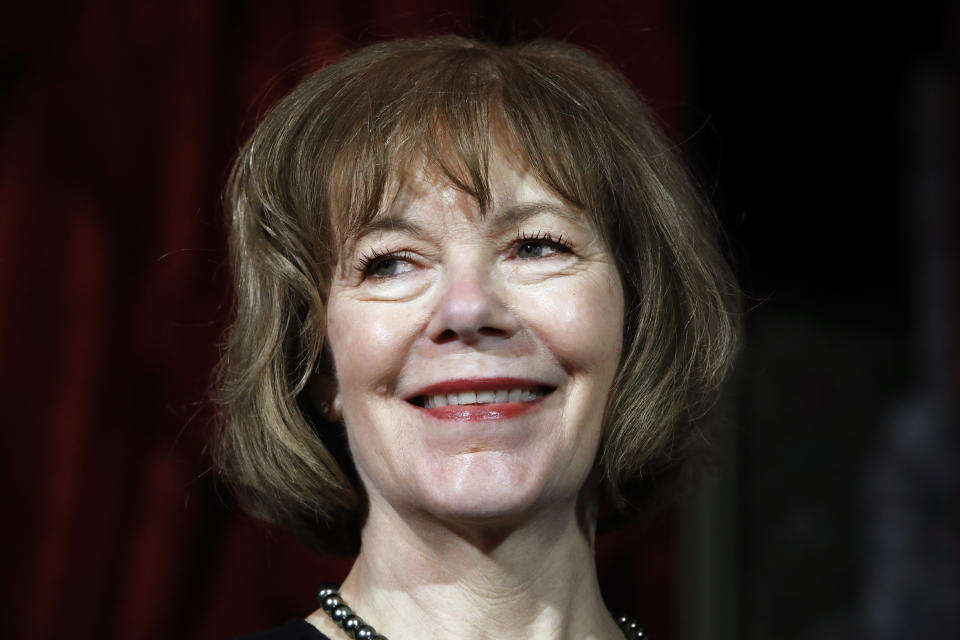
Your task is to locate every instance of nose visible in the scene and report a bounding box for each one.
[426,264,519,345]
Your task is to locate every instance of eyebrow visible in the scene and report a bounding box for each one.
[350,201,585,244]
[488,202,586,234]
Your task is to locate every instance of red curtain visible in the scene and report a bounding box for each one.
[0,2,685,638]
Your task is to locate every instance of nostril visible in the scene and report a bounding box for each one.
[435,328,459,344]
[433,326,509,344]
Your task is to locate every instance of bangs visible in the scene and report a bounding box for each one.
[318,41,611,261]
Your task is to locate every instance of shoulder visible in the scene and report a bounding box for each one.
[234,618,331,640]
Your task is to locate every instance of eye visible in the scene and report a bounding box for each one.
[514,231,573,259]
[356,249,417,279]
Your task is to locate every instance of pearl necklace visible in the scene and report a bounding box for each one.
[316,584,649,639]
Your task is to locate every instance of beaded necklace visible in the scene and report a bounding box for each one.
[316,584,649,639]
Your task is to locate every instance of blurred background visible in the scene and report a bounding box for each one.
[1,1,956,639]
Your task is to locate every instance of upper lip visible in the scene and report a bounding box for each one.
[405,377,557,401]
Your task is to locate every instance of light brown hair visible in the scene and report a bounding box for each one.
[213,35,740,554]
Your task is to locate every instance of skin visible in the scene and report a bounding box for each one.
[308,152,626,640]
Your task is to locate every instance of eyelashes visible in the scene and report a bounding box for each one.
[354,230,574,279]
[514,230,573,256]
[354,248,417,278]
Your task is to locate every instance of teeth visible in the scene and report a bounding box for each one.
[423,388,546,408]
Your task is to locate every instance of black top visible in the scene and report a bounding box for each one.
[236,615,648,639]
[235,619,330,640]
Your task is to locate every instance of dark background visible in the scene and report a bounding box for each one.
[1,2,956,639]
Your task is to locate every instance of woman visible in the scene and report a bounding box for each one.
[214,35,739,640]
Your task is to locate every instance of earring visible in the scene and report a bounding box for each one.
[327,394,342,422]
[308,371,342,422]
[318,394,342,422]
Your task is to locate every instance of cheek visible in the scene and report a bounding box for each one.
[326,297,433,471]
[326,301,398,463]
[327,299,414,392]
[521,269,624,376]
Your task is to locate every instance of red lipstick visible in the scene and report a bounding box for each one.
[406,377,554,422]
[407,377,551,397]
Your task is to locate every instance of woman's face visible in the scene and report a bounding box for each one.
[325,154,624,528]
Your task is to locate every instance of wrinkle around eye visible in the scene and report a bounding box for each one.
[500,257,583,286]
[353,263,435,301]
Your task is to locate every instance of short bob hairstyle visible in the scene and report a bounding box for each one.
[213,35,740,554]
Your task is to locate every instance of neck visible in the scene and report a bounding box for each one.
[317,496,622,640]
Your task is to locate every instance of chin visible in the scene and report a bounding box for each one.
[413,450,581,526]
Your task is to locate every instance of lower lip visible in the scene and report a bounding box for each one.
[413,397,546,421]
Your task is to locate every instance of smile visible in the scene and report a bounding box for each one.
[413,388,549,408]
[405,378,557,421]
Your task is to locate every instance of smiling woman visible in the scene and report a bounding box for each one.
[213,35,739,640]
[326,156,624,533]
